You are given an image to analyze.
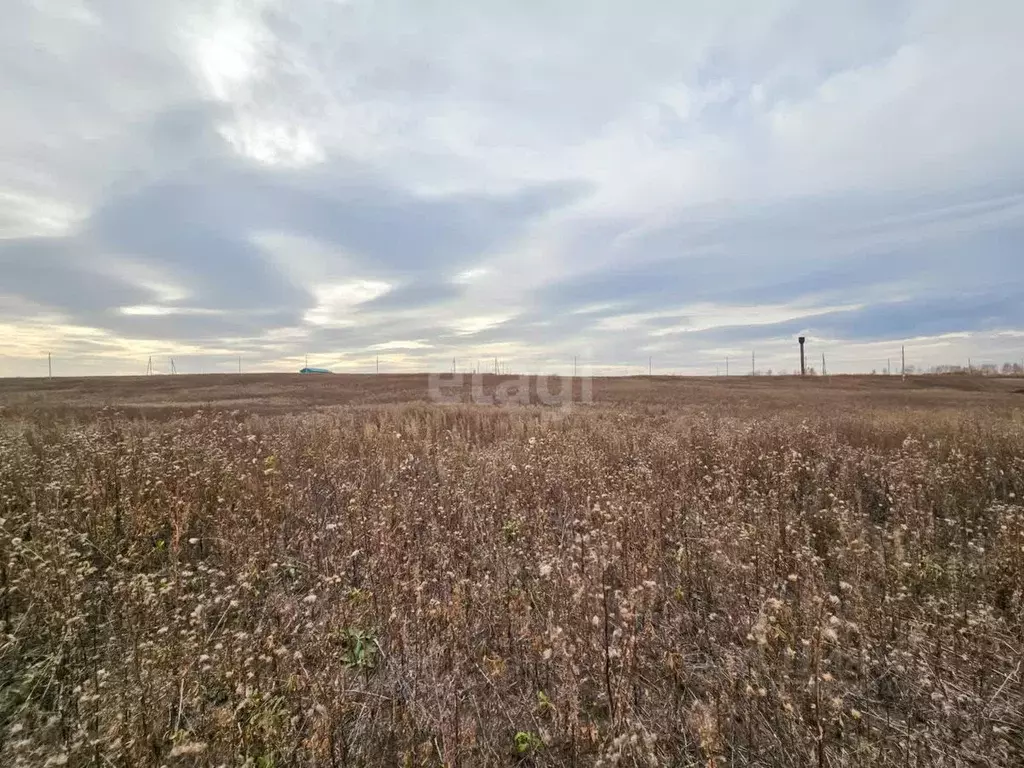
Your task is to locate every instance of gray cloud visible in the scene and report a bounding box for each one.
[2,0,1023,376]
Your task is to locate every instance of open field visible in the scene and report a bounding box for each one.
[1,375,1023,766]
[1,371,1023,420]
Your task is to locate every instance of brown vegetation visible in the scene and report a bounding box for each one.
[1,375,1022,765]
[0,371,1022,420]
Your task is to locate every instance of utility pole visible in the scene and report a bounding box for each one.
[47,351,52,379]
[170,358,177,375]
[751,350,755,376]
[376,355,380,374]
[901,346,906,380]
[822,353,826,376]
[452,357,456,375]
[147,356,153,376]
[799,337,806,376]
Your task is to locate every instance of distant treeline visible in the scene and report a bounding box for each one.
[757,362,1024,376]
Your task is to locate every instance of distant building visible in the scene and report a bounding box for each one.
[299,367,332,374]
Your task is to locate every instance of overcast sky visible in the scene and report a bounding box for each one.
[2,0,1023,376]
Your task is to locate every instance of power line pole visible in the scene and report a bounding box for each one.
[47,351,52,379]
[376,355,380,374]
[822,353,826,376]
[147,356,153,376]
[751,350,755,376]
[887,357,891,376]
[170,358,177,375]
[901,345,906,380]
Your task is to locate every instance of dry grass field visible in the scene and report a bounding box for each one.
[1,371,1022,419]
[1,373,1023,766]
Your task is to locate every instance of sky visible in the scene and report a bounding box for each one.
[2,0,1023,377]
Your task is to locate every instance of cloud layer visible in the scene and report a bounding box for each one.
[2,0,1023,376]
